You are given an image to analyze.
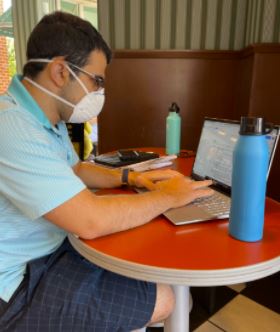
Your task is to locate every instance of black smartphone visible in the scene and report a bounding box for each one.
[95,150,160,167]
[117,150,139,161]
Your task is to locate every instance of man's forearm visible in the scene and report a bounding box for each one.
[45,177,213,240]
[73,161,122,188]
[44,187,174,240]
[87,190,174,239]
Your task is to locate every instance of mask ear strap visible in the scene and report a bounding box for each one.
[27,59,52,64]
[27,58,89,95]
[24,76,75,109]
[66,65,89,94]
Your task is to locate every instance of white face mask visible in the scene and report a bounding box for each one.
[24,59,105,123]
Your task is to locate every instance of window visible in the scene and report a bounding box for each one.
[0,0,16,93]
[58,0,98,28]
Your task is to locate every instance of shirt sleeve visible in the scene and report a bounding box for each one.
[0,109,86,220]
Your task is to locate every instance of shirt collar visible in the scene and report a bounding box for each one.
[8,75,61,135]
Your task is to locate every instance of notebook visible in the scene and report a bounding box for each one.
[159,118,279,225]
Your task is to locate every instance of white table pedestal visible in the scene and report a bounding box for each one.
[165,285,190,332]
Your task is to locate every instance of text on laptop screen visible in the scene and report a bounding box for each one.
[192,119,278,187]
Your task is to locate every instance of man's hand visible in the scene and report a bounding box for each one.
[152,177,214,208]
[128,170,213,209]
[128,169,184,189]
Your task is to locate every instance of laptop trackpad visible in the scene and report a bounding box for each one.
[164,205,214,225]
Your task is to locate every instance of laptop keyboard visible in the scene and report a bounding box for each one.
[192,191,230,216]
[135,186,230,218]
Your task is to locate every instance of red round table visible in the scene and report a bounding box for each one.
[68,148,280,331]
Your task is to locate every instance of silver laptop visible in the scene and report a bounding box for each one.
[163,118,279,225]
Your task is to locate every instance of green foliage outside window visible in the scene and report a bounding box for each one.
[7,38,16,76]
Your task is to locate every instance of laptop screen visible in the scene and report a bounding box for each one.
[192,118,279,191]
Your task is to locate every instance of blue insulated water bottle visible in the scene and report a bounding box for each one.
[229,117,273,242]
[166,102,181,155]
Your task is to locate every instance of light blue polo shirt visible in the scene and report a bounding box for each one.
[0,75,86,302]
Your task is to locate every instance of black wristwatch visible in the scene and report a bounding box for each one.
[121,168,130,185]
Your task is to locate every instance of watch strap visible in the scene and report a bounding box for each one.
[121,168,130,185]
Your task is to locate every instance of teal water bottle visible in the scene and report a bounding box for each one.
[166,102,181,155]
[229,117,273,242]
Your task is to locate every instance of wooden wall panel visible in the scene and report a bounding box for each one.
[248,46,280,201]
[249,48,280,121]
[235,52,254,118]
[99,51,242,153]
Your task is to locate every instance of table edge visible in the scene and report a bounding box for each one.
[68,234,280,286]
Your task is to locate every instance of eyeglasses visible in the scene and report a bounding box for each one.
[67,62,105,90]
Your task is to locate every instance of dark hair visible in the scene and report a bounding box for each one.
[23,11,112,78]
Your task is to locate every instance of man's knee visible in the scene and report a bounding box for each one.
[148,284,175,325]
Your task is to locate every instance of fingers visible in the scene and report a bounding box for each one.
[193,188,215,199]
[143,169,184,181]
[134,169,184,188]
[184,177,193,184]
[191,180,213,189]
[136,175,156,191]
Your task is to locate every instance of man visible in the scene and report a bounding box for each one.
[0,12,213,331]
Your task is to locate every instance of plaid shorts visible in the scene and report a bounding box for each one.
[0,239,156,332]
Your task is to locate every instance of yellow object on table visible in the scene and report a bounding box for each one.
[83,122,93,160]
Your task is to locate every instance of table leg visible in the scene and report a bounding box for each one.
[164,285,190,332]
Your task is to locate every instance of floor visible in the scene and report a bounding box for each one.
[147,271,280,332]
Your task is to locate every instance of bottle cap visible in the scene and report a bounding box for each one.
[239,117,273,135]
[169,102,180,113]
